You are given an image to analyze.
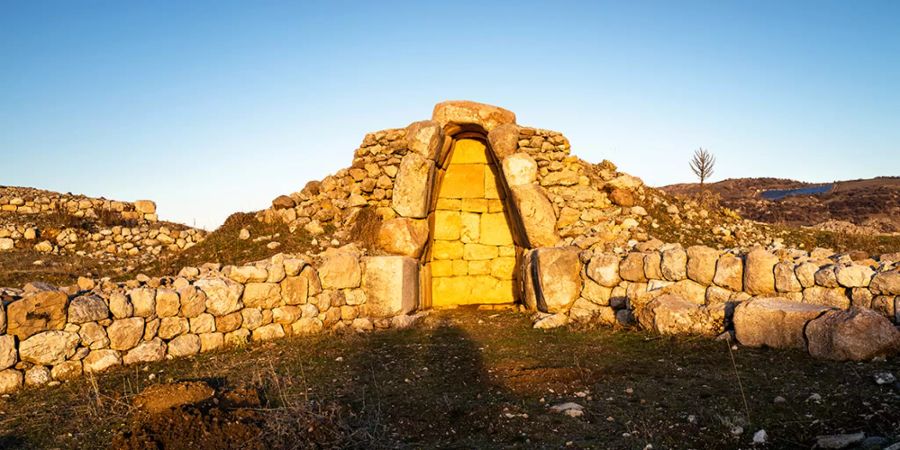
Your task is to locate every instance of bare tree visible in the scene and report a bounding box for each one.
[690,147,716,187]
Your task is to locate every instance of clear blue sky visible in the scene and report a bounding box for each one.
[2,1,898,229]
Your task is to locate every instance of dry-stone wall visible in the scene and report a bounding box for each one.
[0,245,423,394]
[0,187,205,259]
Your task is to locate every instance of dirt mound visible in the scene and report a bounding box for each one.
[132,381,216,414]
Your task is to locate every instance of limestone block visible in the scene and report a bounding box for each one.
[460,212,481,244]
[280,275,309,305]
[814,266,839,287]
[586,253,621,287]
[434,211,461,240]
[83,350,122,373]
[441,163,485,199]
[405,120,444,160]
[79,322,109,349]
[199,333,224,352]
[6,290,69,340]
[51,361,82,381]
[581,280,612,305]
[432,240,464,260]
[19,331,80,365]
[154,289,180,317]
[108,317,145,351]
[834,264,874,288]
[167,334,201,357]
[450,139,489,164]
[806,308,900,361]
[733,298,832,349]
[109,292,133,319]
[392,153,434,218]
[362,256,418,318]
[0,369,23,394]
[532,247,581,313]
[774,262,802,293]
[196,278,244,316]
[464,243,498,261]
[228,265,268,283]
[129,287,157,317]
[67,295,110,324]
[377,218,429,258]
[432,100,516,133]
[509,184,559,248]
[802,286,850,309]
[158,317,190,339]
[870,271,900,295]
[637,294,724,336]
[491,257,517,280]
[484,166,502,200]
[743,249,778,295]
[215,312,242,333]
[123,338,166,365]
[480,213,513,246]
[318,247,362,289]
[643,252,663,280]
[190,314,216,334]
[501,153,537,187]
[660,279,707,305]
[251,323,285,342]
[134,200,156,214]
[243,283,281,309]
[619,253,647,282]
[795,262,820,288]
[0,335,16,370]
[660,246,687,281]
[488,123,520,159]
[686,246,719,285]
[178,286,206,318]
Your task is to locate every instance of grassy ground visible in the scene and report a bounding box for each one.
[0,308,897,449]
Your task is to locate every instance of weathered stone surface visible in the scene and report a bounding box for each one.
[743,249,778,295]
[154,289,180,317]
[158,317,190,339]
[51,361,82,381]
[243,283,281,309]
[79,322,109,349]
[108,317,145,351]
[24,365,51,387]
[318,247,362,289]
[199,333,224,352]
[134,200,156,214]
[774,262,802,293]
[189,313,215,334]
[405,120,443,160]
[660,246,687,281]
[643,252,663,280]
[124,338,167,365]
[660,279,707,304]
[0,335,17,370]
[67,294,109,324]
[196,278,244,316]
[109,292,133,319]
[805,308,900,361]
[533,312,568,329]
[392,153,434,218]
[488,123,520,159]
[803,286,850,309]
[686,246,718,285]
[130,287,156,317]
[432,100,516,132]
[619,253,647,282]
[228,265,268,283]
[586,253,620,287]
[168,334,201,357]
[0,369,23,394]
[501,153,537,187]
[377,218,429,258]
[251,323,285,341]
[509,184,559,247]
[795,262,820,288]
[6,290,68,340]
[83,349,122,373]
[581,280,612,305]
[834,264,874,288]
[19,331,80,365]
[281,274,310,306]
[870,270,900,295]
[292,318,323,334]
[637,294,723,336]
[734,298,832,349]
[713,253,743,291]
[178,286,206,318]
[361,256,418,318]
[533,247,581,313]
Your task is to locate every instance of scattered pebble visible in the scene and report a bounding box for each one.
[238,228,250,240]
[550,402,584,418]
[731,426,744,436]
[807,393,822,403]
[774,396,786,403]
[873,372,896,385]
[753,429,768,445]
[687,414,697,424]
[815,432,865,449]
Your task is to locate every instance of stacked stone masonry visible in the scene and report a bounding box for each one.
[0,247,423,393]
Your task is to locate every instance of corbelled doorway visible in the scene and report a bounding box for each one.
[428,138,517,307]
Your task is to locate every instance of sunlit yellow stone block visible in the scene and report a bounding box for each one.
[431,277,472,307]
[434,210,460,240]
[432,240,463,260]
[460,212,480,244]
[480,213,514,246]
[464,243,499,261]
[488,199,505,213]
[435,198,461,211]
[484,166,501,199]
[490,257,517,280]
[450,139,489,164]
[441,164,485,198]
[461,198,488,212]
[467,260,491,275]
[431,260,453,277]
[452,259,468,275]
[499,245,517,257]
[430,275,515,306]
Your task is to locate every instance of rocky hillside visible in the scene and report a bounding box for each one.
[661,177,900,234]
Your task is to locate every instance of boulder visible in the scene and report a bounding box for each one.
[361,256,418,318]
[168,334,201,357]
[743,249,778,295]
[660,279,707,304]
[318,247,362,289]
[0,335,17,370]
[501,153,537,187]
[802,286,850,309]
[432,100,516,133]
[195,278,244,316]
[834,264,874,288]
[814,266,840,287]
[795,262,820,288]
[805,308,900,361]
[24,365,51,387]
[637,294,724,336]
[713,253,743,291]
[51,361,82,381]
[0,369,23,394]
[686,246,718,285]
[242,283,281,309]
[251,323,285,341]
[619,253,647,282]
[733,298,832,349]
[608,189,634,207]
[377,218,429,258]
[585,253,620,287]
[533,247,582,313]
[405,120,444,160]
[123,338,167,365]
[487,123,520,159]
[108,317,145,351]
[660,246,687,281]
[133,200,156,214]
[18,331,80,365]
[391,153,434,218]
[109,292,133,319]
[83,349,122,373]
[154,289,180,317]
[67,294,110,324]
[870,270,900,295]
[271,195,295,210]
[774,262,802,293]
[533,312,568,329]
[508,184,559,247]
[6,290,68,340]
[227,265,268,283]
[129,287,156,317]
